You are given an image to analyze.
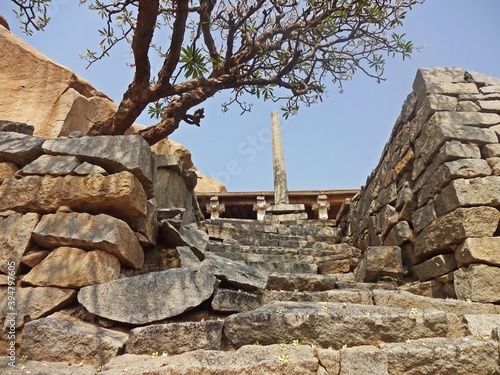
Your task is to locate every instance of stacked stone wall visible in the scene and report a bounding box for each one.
[338,67,500,302]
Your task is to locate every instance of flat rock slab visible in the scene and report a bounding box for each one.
[21,154,81,175]
[0,213,40,274]
[78,269,218,325]
[102,345,319,375]
[224,302,459,349]
[159,221,207,260]
[261,290,374,306]
[126,320,224,355]
[211,288,262,313]
[455,264,500,303]
[0,131,44,166]
[43,135,155,198]
[21,312,128,366]
[0,286,76,329]
[22,247,121,288]
[33,212,144,269]
[266,273,338,292]
[201,253,268,291]
[0,171,147,218]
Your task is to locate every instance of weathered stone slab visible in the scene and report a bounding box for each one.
[21,312,128,365]
[20,154,81,176]
[201,253,268,291]
[464,314,500,337]
[126,320,224,355]
[159,221,206,260]
[486,157,500,175]
[20,249,50,268]
[102,345,319,375]
[413,207,500,259]
[414,113,497,163]
[455,264,500,303]
[482,143,500,158]
[126,201,159,246]
[373,289,500,316]
[211,288,262,312]
[383,221,414,246]
[338,346,388,375]
[0,131,44,166]
[73,161,108,175]
[32,212,144,269]
[0,121,34,135]
[0,287,76,329]
[22,247,121,288]
[411,254,457,282]
[267,273,338,292]
[224,302,458,349]
[435,176,500,215]
[0,171,147,218]
[412,204,437,234]
[479,100,500,112]
[43,135,155,198]
[354,246,403,282]
[78,269,218,324]
[261,289,374,306]
[455,237,500,267]
[0,213,40,274]
[381,336,500,375]
[177,245,202,270]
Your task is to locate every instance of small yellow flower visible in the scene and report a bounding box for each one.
[477,333,485,340]
[411,308,418,315]
[280,343,287,351]
[405,338,412,343]
[321,306,328,312]
[341,344,348,350]
[279,354,289,363]
[162,352,168,357]
[151,352,159,358]
[363,310,370,316]
[292,339,299,347]
[293,289,299,293]
[276,308,282,314]
[320,301,326,305]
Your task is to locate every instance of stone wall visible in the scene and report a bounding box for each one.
[338,67,500,302]
[0,126,203,287]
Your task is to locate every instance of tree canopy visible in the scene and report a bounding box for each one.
[11,0,423,145]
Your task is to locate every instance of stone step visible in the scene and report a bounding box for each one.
[247,260,318,274]
[267,273,339,291]
[207,242,357,256]
[224,301,464,349]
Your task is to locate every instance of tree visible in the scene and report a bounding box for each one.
[11,0,423,146]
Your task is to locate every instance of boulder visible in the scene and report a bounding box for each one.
[32,212,144,269]
[0,287,76,329]
[0,213,40,274]
[78,269,218,324]
[126,320,224,355]
[454,264,500,303]
[22,247,121,288]
[0,132,44,166]
[43,135,155,198]
[0,26,117,139]
[0,171,148,218]
[20,154,81,176]
[413,206,500,259]
[354,246,403,282]
[201,253,269,291]
[21,312,128,365]
[224,302,459,349]
[455,237,500,267]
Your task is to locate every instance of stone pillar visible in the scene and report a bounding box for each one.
[312,194,330,220]
[206,196,225,219]
[253,196,268,221]
[271,112,289,205]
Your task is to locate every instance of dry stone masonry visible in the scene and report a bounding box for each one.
[1,67,500,374]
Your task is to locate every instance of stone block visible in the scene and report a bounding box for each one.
[78,269,218,324]
[177,246,202,270]
[479,100,500,112]
[464,314,500,337]
[413,206,500,259]
[20,249,50,268]
[21,312,128,365]
[0,213,40,274]
[33,212,144,269]
[43,135,155,198]
[211,288,262,312]
[0,121,34,135]
[412,204,437,234]
[22,247,121,288]
[0,132,44,166]
[411,254,458,282]
[455,237,500,267]
[0,171,148,218]
[126,320,224,355]
[20,154,81,176]
[355,246,403,282]
[201,253,268,291]
[434,176,500,215]
[383,221,414,246]
[0,287,76,329]
[339,346,388,375]
[486,157,500,175]
[126,200,159,246]
[455,264,500,303]
[414,112,497,164]
[482,143,500,158]
[73,161,107,175]
[457,100,480,112]
[0,162,18,183]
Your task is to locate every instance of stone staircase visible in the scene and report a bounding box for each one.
[4,218,500,374]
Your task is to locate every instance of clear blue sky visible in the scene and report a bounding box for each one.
[2,1,500,192]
